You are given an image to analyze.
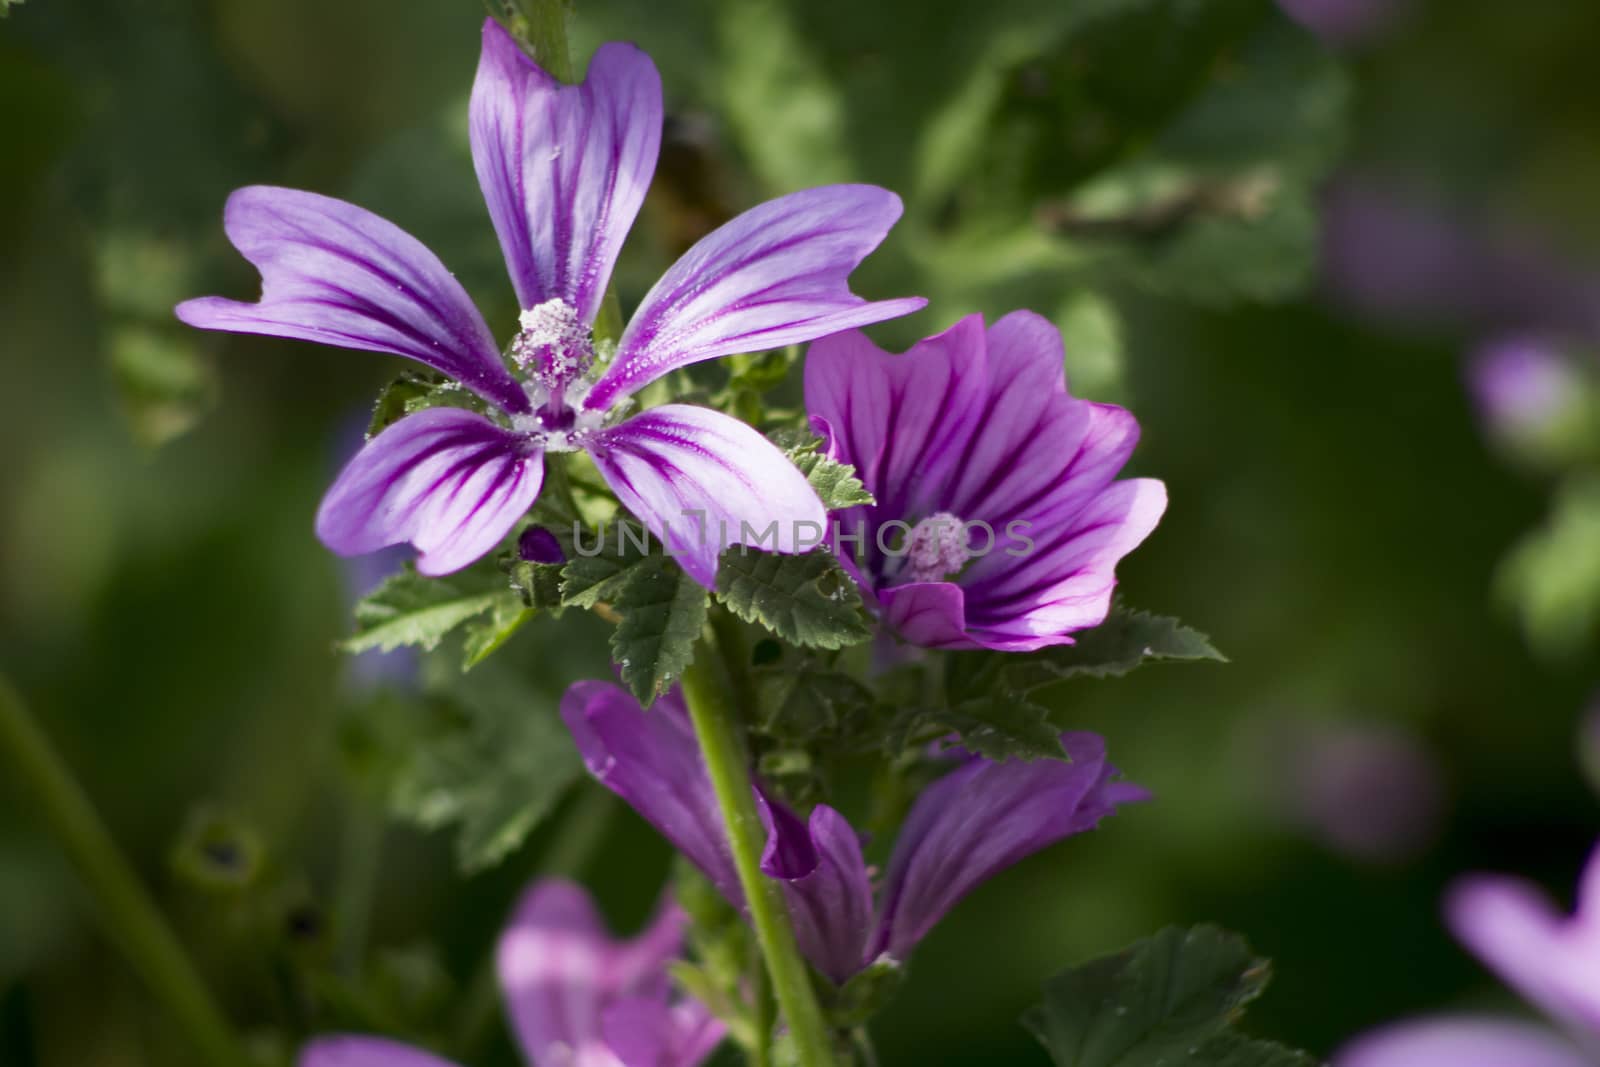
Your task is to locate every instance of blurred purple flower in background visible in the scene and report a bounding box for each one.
[1320,176,1600,343]
[803,312,1165,651]
[1275,0,1403,46]
[1261,719,1445,864]
[1335,840,1600,1067]
[178,20,924,586]
[300,878,723,1067]
[561,680,1147,983]
[1468,336,1583,446]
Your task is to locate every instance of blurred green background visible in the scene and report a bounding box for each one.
[3,0,1598,1063]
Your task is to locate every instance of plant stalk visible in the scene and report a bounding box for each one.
[679,654,835,1067]
[0,674,249,1067]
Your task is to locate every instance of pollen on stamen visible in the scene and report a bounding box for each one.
[903,512,972,583]
[511,298,594,388]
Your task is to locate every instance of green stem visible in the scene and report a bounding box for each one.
[333,791,384,977]
[679,655,835,1067]
[507,0,575,81]
[0,675,249,1067]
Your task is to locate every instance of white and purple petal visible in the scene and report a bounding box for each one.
[316,408,543,577]
[560,682,742,903]
[871,732,1147,961]
[587,186,927,410]
[496,879,696,1067]
[585,405,827,588]
[297,1036,462,1067]
[759,801,877,984]
[175,186,527,414]
[1332,1017,1591,1067]
[470,21,662,323]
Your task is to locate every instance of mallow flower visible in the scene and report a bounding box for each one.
[300,877,724,1067]
[803,311,1165,651]
[1334,839,1600,1067]
[561,680,1147,984]
[176,20,924,586]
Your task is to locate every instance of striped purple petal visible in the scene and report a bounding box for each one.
[586,186,927,410]
[175,186,527,414]
[298,1036,462,1067]
[560,682,742,904]
[871,732,1146,962]
[1333,1018,1590,1067]
[585,405,827,588]
[497,879,719,1067]
[316,408,543,577]
[470,20,661,323]
[759,801,876,985]
[805,311,1166,651]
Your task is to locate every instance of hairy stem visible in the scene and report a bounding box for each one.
[0,675,248,1067]
[680,654,835,1067]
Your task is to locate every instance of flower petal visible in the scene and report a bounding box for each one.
[560,682,741,903]
[316,408,543,576]
[497,878,690,1067]
[297,1036,462,1067]
[959,477,1167,650]
[471,21,661,322]
[1333,1017,1591,1067]
[759,801,876,984]
[872,732,1144,961]
[601,996,727,1067]
[1447,850,1600,1036]
[586,405,826,588]
[587,186,927,409]
[175,186,526,414]
[803,316,989,552]
[876,582,976,651]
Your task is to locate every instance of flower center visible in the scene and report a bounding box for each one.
[507,299,608,452]
[511,299,595,394]
[901,512,972,583]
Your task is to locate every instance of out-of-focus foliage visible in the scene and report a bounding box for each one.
[3,0,1600,1064]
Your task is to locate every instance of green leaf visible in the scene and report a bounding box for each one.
[715,549,873,650]
[1023,925,1314,1067]
[940,695,1065,761]
[561,532,654,608]
[459,597,536,670]
[389,659,583,873]
[947,606,1224,707]
[610,556,710,705]
[1497,474,1600,659]
[366,371,483,437]
[109,324,219,449]
[342,566,509,656]
[754,668,876,743]
[784,436,877,511]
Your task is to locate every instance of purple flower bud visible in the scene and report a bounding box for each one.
[516,525,566,565]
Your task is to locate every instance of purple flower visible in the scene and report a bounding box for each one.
[299,877,724,1067]
[1467,335,1582,445]
[1333,840,1600,1067]
[561,680,1148,984]
[802,312,1166,651]
[1274,0,1402,45]
[177,21,924,587]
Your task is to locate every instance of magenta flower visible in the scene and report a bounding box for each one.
[561,680,1147,984]
[803,311,1166,651]
[177,21,924,586]
[1334,840,1600,1067]
[299,878,724,1067]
